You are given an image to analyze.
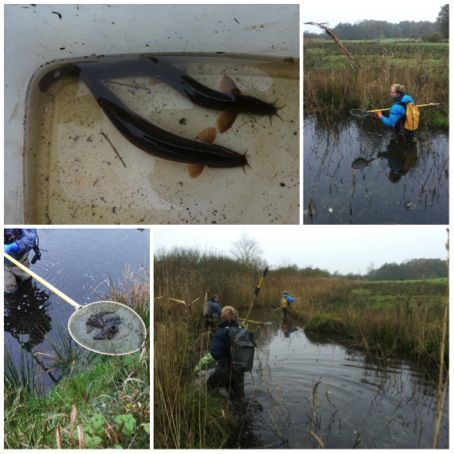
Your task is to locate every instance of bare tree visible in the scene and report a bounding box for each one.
[231,233,264,268]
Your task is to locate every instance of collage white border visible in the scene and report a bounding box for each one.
[1,0,452,452]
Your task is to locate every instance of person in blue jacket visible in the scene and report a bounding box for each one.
[281,290,297,317]
[4,229,39,294]
[203,293,221,329]
[195,306,245,401]
[376,84,415,141]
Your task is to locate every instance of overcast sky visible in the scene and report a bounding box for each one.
[304,0,446,33]
[154,226,448,275]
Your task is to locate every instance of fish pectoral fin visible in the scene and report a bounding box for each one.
[188,127,216,176]
[187,164,205,178]
[149,77,162,86]
[218,75,241,132]
[219,74,241,97]
[196,127,217,144]
[217,111,238,133]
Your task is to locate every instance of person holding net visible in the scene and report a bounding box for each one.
[375,83,416,142]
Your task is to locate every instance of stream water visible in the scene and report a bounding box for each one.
[238,312,449,449]
[303,116,449,224]
[4,229,149,392]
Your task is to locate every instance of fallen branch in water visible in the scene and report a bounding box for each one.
[305,22,359,69]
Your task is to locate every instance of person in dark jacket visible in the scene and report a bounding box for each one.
[4,229,39,294]
[376,83,416,141]
[204,293,221,329]
[195,305,245,401]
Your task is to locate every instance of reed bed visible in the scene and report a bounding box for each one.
[304,40,448,127]
[156,248,448,366]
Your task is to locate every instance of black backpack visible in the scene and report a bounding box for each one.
[227,326,256,373]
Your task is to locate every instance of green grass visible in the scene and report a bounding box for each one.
[5,354,149,449]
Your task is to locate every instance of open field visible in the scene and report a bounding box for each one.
[294,277,448,364]
[304,39,448,127]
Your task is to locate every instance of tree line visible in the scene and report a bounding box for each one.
[366,258,448,281]
[156,245,447,282]
[304,4,448,41]
[272,259,448,281]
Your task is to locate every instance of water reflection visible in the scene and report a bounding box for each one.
[376,138,418,182]
[245,314,448,448]
[304,116,448,224]
[4,280,52,352]
[280,317,298,338]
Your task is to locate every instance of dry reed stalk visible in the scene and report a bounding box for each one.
[156,375,179,448]
[432,300,448,448]
[310,380,321,432]
[77,425,85,449]
[433,230,449,448]
[310,430,325,448]
[55,426,62,449]
[105,423,120,445]
[69,404,77,445]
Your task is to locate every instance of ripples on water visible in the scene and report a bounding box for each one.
[239,316,448,448]
[304,117,448,224]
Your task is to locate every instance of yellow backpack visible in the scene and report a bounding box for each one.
[281,297,288,308]
[400,102,420,131]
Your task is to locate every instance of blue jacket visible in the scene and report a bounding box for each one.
[380,94,415,129]
[206,299,221,317]
[283,294,296,304]
[210,320,240,365]
[4,229,37,259]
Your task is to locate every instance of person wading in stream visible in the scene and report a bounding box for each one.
[375,83,417,142]
[195,306,255,402]
[4,229,41,294]
[203,293,221,329]
[281,290,297,317]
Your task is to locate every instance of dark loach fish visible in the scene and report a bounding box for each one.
[86,311,122,340]
[79,71,248,168]
[38,55,278,116]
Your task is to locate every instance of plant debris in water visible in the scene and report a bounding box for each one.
[86,311,122,340]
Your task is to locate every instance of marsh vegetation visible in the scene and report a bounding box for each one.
[154,248,448,448]
[304,40,448,127]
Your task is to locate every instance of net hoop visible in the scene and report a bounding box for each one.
[351,158,369,169]
[349,108,369,118]
[68,301,147,356]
